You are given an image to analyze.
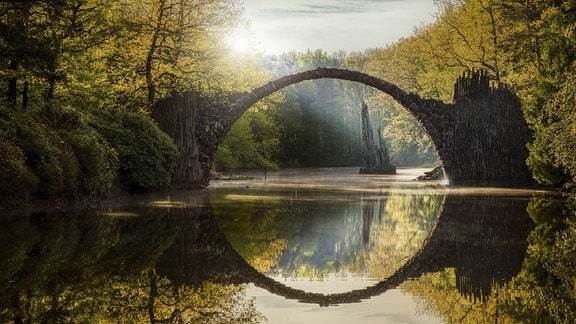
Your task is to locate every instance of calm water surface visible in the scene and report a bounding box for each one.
[0,167,567,323]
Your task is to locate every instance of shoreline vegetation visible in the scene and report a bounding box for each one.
[0,105,179,209]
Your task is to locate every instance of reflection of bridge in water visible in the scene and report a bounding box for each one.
[156,194,535,306]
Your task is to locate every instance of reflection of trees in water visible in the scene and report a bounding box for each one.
[212,191,540,308]
[146,269,263,324]
[363,192,442,279]
[400,195,576,323]
[211,189,288,273]
[276,191,440,278]
[0,198,264,324]
[214,191,574,321]
[214,189,441,281]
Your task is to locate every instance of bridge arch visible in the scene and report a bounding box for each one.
[153,67,531,187]
[227,68,455,179]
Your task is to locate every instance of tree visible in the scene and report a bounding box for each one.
[496,0,576,186]
[0,0,115,108]
[266,50,363,167]
[104,0,245,107]
[364,42,439,167]
[431,0,505,80]
[540,69,576,186]
[215,103,281,171]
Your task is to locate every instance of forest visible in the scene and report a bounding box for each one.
[1,0,576,201]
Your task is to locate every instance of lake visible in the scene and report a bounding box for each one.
[0,167,570,323]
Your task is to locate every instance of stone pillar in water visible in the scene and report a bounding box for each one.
[359,101,396,174]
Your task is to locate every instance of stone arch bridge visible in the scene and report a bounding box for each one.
[152,68,531,188]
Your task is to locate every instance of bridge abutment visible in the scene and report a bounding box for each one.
[151,91,229,188]
[449,70,531,185]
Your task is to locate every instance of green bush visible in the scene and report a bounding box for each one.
[92,109,178,190]
[526,131,567,186]
[15,117,72,197]
[546,71,576,188]
[47,105,119,194]
[1,104,116,199]
[65,129,119,194]
[0,139,39,203]
[0,102,179,203]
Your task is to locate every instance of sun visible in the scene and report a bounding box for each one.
[225,28,258,55]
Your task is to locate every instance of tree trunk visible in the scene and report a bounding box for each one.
[7,60,18,106]
[145,0,167,104]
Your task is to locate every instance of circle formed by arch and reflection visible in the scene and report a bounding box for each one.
[212,182,446,306]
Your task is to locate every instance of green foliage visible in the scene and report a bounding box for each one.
[526,130,566,186]
[98,0,246,105]
[216,102,281,171]
[369,95,438,166]
[0,99,179,203]
[526,196,568,225]
[496,0,576,186]
[0,0,246,110]
[521,200,576,323]
[212,189,287,273]
[12,112,76,197]
[216,115,261,170]
[0,103,122,200]
[291,80,362,166]
[0,139,39,203]
[65,129,119,194]
[92,110,178,190]
[544,69,576,186]
[256,51,366,168]
[541,220,576,322]
[0,206,265,323]
[42,104,120,194]
[0,0,257,203]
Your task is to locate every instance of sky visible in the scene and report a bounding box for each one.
[235,0,439,55]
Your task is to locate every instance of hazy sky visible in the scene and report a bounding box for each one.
[239,0,438,54]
